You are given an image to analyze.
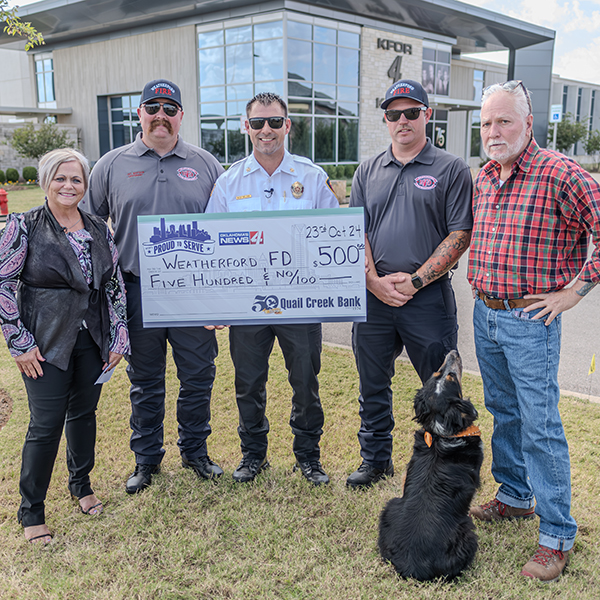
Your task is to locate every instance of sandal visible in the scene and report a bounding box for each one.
[27,533,53,544]
[80,502,103,515]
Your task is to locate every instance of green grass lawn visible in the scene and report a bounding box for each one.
[1,331,599,599]
[0,186,45,215]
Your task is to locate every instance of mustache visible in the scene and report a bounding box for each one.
[149,118,173,134]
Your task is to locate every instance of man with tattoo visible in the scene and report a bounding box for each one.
[346,80,473,488]
[468,80,600,582]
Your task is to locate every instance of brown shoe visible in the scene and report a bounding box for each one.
[470,498,535,521]
[521,545,570,582]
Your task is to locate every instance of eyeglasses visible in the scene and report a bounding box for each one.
[384,107,427,122]
[483,80,532,114]
[248,116,286,130]
[142,102,181,117]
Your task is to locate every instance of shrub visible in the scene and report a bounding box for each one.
[22,166,37,182]
[0,170,5,184]
[344,164,356,179]
[334,165,346,179]
[6,168,19,183]
[10,122,75,160]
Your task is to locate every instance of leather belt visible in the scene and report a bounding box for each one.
[477,291,538,310]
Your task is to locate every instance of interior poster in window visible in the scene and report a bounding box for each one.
[137,208,366,327]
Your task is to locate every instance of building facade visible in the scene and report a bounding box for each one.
[0,0,555,170]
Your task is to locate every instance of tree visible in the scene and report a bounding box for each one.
[10,122,75,160]
[1,0,44,50]
[548,113,588,154]
[584,129,600,170]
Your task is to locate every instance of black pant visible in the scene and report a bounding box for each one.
[229,323,324,462]
[18,328,104,527]
[124,279,218,465]
[352,280,458,468]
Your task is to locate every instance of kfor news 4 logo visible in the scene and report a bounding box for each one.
[218,230,264,245]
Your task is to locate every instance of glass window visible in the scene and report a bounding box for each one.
[109,93,141,149]
[227,100,247,116]
[289,116,312,158]
[288,80,312,98]
[423,47,436,61]
[314,26,336,44]
[338,30,359,48]
[35,54,55,106]
[470,110,481,157]
[226,25,252,44]
[226,44,252,83]
[315,98,336,115]
[338,48,359,87]
[426,109,448,150]
[227,84,253,101]
[198,30,223,48]
[314,43,336,83]
[423,45,451,97]
[227,119,246,163]
[200,102,225,118]
[288,20,312,40]
[201,87,225,103]
[338,102,358,117]
[473,69,484,101]
[201,120,226,162]
[199,47,224,87]
[339,118,358,162]
[288,39,312,81]
[254,21,283,40]
[338,86,358,102]
[314,83,336,100]
[255,81,284,97]
[289,99,312,114]
[315,117,335,162]
[254,39,284,81]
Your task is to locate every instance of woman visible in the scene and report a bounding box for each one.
[0,148,129,544]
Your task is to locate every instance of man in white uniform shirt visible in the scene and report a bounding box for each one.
[206,92,338,485]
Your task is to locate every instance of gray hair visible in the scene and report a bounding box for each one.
[246,92,288,118]
[39,148,90,193]
[481,80,532,120]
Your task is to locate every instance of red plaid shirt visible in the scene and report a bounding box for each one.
[468,138,600,298]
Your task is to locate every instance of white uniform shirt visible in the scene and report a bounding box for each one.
[206,150,339,213]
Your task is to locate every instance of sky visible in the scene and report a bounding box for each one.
[7,0,600,85]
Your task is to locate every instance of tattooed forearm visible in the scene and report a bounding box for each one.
[576,281,597,297]
[421,230,472,285]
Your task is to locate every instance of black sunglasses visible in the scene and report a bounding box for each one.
[248,116,286,130]
[142,102,181,118]
[483,80,532,115]
[384,107,427,122]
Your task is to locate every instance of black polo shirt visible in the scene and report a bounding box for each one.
[350,141,473,276]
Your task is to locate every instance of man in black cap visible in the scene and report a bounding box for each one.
[346,79,473,488]
[82,79,225,493]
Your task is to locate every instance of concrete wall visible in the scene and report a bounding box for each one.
[0,49,35,121]
[53,24,199,163]
[359,27,423,162]
[0,123,79,176]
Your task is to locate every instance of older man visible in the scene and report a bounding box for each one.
[346,80,473,488]
[82,79,224,493]
[468,80,600,581]
[206,92,338,485]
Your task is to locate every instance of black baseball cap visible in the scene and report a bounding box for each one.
[380,79,429,110]
[140,79,182,108]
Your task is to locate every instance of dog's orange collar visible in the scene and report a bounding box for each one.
[424,425,481,448]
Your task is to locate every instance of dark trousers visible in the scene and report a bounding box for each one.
[352,280,458,468]
[229,323,324,462]
[18,328,104,527]
[125,280,218,465]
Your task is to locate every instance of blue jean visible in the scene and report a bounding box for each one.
[473,296,577,551]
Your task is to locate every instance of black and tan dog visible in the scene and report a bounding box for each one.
[378,350,483,581]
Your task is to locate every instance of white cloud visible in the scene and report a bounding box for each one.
[554,37,600,84]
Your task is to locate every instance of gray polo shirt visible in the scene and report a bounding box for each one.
[81,133,224,276]
[350,141,473,276]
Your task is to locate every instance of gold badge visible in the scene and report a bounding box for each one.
[291,181,304,199]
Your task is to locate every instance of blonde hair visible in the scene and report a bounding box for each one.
[38,148,90,193]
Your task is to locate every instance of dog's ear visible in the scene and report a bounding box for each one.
[447,397,478,430]
[413,381,434,423]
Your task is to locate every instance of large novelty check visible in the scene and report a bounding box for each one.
[137,208,366,327]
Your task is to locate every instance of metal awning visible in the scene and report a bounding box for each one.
[0,106,73,118]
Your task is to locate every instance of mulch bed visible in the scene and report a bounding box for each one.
[0,389,13,431]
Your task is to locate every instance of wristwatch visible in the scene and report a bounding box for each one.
[411,272,424,290]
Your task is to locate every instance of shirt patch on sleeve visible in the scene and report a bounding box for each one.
[177,167,199,181]
[326,178,335,194]
[414,175,438,190]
